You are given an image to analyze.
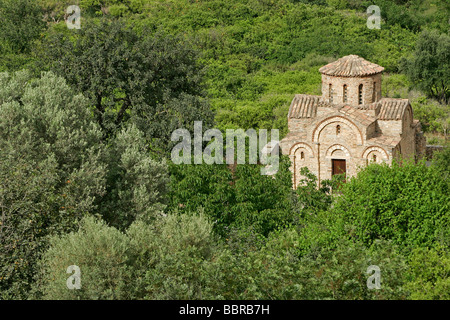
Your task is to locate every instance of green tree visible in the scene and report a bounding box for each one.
[129,211,221,299]
[411,96,450,133]
[35,216,134,300]
[432,144,450,178]
[294,167,339,215]
[400,29,450,104]
[168,155,296,237]
[0,0,46,71]
[36,212,223,300]
[231,155,297,236]
[208,231,409,300]
[100,124,169,230]
[0,70,106,299]
[0,0,46,53]
[42,19,214,153]
[36,212,410,300]
[0,70,171,298]
[168,161,236,235]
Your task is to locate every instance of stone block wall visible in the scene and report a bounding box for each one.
[377,120,402,137]
[321,73,382,106]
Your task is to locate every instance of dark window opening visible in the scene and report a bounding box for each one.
[358,84,363,105]
[343,85,348,103]
[329,84,333,103]
[372,82,376,102]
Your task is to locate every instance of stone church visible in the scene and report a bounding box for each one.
[280,55,426,188]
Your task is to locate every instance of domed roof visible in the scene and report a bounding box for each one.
[319,55,384,77]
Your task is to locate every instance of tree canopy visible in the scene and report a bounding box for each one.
[400,29,450,104]
[43,19,214,153]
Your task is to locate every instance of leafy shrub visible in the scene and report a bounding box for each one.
[211,232,409,300]
[406,245,450,300]
[169,155,296,237]
[35,216,133,299]
[411,96,450,133]
[332,161,450,248]
[35,212,223,300]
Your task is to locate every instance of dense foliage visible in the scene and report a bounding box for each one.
[0,0,449,300]
[333,160,450,248]
[0,71,169,298]
[0,71,105,298]
[35,213,410,300]
[168,155,296,237]
[42,19,214,153]
[400,29,450,104]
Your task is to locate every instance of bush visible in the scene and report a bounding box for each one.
[211,231,409,300]
[35,215,135,299]
[35,212,223,300]
[332,161,450,249]
[169,155,296,238]
[411,96,450,133]
[128,212,220,299]
[406,245,450,300]
[100,124,169,230]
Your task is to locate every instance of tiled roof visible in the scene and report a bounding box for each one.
[288,94,322,118]
[353,101,379,111]
[319,55,384,77]
[339,105,376,126]
[377,98,410,120]
[288,94,411,125]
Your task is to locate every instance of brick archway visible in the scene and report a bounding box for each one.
[289,142,316,188]
[289,142,315,158]
[361,146,389,160]
[312,116,364,145]
[325,144,351,158]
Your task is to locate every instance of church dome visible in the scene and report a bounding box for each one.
[319,55,384,77]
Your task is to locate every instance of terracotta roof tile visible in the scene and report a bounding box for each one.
[377,98,410,120]
[319,55,384,77]
[288,94,322,119]
[339,105,376,125]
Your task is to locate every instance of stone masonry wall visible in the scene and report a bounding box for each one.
[321,73,382,106]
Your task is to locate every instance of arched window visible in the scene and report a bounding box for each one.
[300,151,305,160]
[372,154,377,162]
[329,84,333,103]
[336,125,341,135]
[358,84,363,105]
[343,85,348,103]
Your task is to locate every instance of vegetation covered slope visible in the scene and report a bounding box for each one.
[0,0,449,300]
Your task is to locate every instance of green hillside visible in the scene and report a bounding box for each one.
[1,0,449,139]
[0,0,449,301]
